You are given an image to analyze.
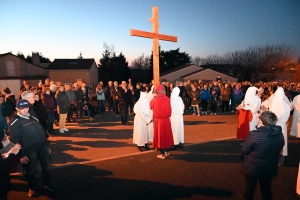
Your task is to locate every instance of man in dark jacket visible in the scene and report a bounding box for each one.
[111,81,120,117]
[9,100,55,197]
[0,95,11,118]
[241,111,284,200]
[118,83,130,124]
[105,81,114,111]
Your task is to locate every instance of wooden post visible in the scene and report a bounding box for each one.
[130,6,177,90]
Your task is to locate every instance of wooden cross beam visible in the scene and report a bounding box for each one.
[130,6,178,90]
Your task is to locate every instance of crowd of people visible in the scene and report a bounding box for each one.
[0,75,299,199]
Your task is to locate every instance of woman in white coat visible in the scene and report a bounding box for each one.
[170,87,185,148]
[269,87,290,163]
[133,91,152,152]
[290,94,300,138]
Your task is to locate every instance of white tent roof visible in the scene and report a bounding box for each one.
[160,64,202,82]
[182,68,237,83]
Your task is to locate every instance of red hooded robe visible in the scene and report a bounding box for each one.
[150,85,174,148]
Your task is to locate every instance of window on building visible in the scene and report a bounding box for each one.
[6,61,15,76]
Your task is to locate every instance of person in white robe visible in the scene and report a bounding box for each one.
[236,86,261,131]
[147,85,154,142]
[133,91,152,152]
[170,87,185,148]
[269,87,290,160]
[290,94,300,138]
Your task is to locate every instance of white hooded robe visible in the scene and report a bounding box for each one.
[170,87,185,145]
[269,88,290,156]
[239,87,261,131]
[133,92,152,146]
[147,86,154,142]
[290,94,300,138]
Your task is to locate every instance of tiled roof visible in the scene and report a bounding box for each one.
[46,59,95,70]
[0,52,46,69]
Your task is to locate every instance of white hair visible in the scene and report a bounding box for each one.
[21,91,34,100]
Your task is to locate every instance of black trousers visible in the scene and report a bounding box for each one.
[113,100,120,115]
[221,101,229,112]
[67,103,75,120]
[22,145,52,190]
[75,102,83,118]
[201,99,208,111]
[243,174,273,200]
[120,104,128,123]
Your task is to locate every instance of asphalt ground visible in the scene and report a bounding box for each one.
[7,110,300,200]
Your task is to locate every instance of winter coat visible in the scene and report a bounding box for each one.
[33,100,48,129]
[74,89,84,102]
[5,94,16,116]
[221,88,231,101]
[9,114,48,157]
[0,115,8,140]
[242,125,284,178]
[65,90,76,103]
[189,89,200,105]
[200,89,211,100]
[0,101,11,118]
[55,91,70,114]
[232,89,243,100]
[41,93,56,113]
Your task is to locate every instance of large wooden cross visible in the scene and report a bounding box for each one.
[130,6,177,89]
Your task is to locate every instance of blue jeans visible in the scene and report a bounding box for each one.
[47,112,54,133]
[97,100,105,113]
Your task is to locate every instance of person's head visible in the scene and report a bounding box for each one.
[2,87,11,95]
[24,83,30,90]
[191,84,196,90]
[38,82,43,88]
[21,91,35,105]
[97,84,102,89]
[45,78,50,85]
[155,85,165,94]
[30,87,37,94]
[59,85,65,92]
[213,81,217,86]
[114,81,118,87]
[34,94,40,101]
[0,94,4,104]
[187,79,191,84]
[259,111,277,126]
[65,84,71,91]
[198,79,202,83]
[50,84,58,92]
[16,99,31,115]
[108,81,113,87]
[43,86,51,95]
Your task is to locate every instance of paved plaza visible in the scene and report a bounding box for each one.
[7,111,300,199]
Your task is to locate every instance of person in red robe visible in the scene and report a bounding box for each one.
[150,85,174,159]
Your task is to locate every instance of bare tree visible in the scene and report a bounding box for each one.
[131,54,150,70]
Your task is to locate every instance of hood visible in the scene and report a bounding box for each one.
[171,87,180,100]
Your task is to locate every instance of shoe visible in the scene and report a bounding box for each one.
[165,152,171,157]
[201,112,204,114]
[63,128,69,131]
[45,184,56,192]
[169,145,177,151]
[177,143,184,148]
[211,113,213,115]
[157,154,166,159]
[192,113,195,115]
[28,189,40,197]
[198,114,200,116]
[214,113,217,115]
[59,129,64,133]
[116,115,119,117]
[205,112,207,114]
[89,117,94,121]
[144,144,151,150]
[137,146,143,152]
